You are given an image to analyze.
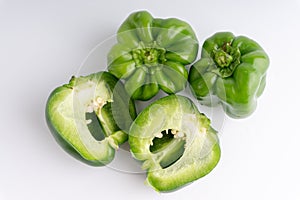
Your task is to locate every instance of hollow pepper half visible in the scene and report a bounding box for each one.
[107,10,198,100]
[188,32,269,118]
[129,95,220,192]
[46,72,136,166]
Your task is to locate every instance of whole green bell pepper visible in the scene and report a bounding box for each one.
[129,95,220,192]
[188,32,269,118]
[107,11,198,100]
[46,72,136,166]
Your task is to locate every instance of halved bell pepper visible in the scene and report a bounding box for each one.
[46,72,136,166]
[188,32,269,118]
[129,95,220,192]
[107,10,198,100]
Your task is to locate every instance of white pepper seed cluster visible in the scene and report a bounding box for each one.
[85,96,107,124]
[150,129,187,146]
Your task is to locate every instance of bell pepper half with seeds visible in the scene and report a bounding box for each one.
[107,10,198,100]
[129,95,220,192]
[46,72,136,166]
[188,32,269,118]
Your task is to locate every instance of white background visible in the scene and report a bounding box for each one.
[1,0,300,199]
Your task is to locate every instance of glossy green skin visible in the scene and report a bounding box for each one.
[189,32,269,118]
[129,95,220,192]
[108,11,198,100]
[46,72,136,166]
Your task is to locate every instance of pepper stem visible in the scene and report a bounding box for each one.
[213,50,233,68]
[132,42,166,67]
[211,43,241,78]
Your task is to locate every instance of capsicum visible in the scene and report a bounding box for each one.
[129,95,220,192]
[188,32,269,118]
[46,72,136,166]
[107,11,198,100]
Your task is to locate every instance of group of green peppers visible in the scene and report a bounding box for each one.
[46,10,269,192]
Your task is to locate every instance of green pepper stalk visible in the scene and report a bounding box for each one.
[129,95,220,192]
[46,72,136,166]
[188,32,269,118]
[107,11,199,100]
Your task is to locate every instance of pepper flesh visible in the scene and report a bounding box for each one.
[46,72,136,166]
[188,32,269,118]
[108,11,198,100]
[129,95,220,192]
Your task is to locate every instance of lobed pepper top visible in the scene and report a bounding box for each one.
[188,32,269,118]
[107,10,199,100]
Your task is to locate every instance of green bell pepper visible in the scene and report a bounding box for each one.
[108,11,198,100]
[46,72,136,166]
[188,32,269,118]
[129,95,220,192]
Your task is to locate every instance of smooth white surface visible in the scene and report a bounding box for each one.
[1,0,300,199]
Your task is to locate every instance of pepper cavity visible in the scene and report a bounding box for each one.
[150,129,186,169]
[85,98,109,142]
